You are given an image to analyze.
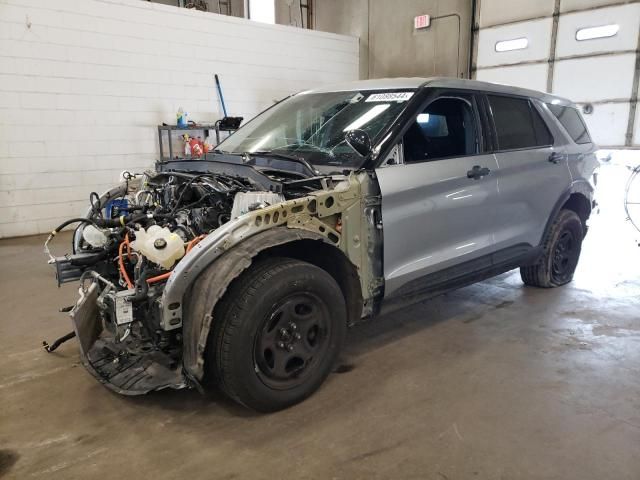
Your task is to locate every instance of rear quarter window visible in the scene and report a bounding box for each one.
[488,95,553,150]
[547,104,592,144]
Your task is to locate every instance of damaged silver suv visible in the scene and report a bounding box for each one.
[46,78,598,411]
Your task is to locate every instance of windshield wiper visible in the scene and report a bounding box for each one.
[214,148,240,155]
[249,151,319,176]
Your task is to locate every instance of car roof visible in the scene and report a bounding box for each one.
[302,77,574,107]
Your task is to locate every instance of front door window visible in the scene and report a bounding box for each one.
[403,97,478,162]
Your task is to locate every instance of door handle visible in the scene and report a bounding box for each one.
[548,152,563,164]
[467,165,491,179]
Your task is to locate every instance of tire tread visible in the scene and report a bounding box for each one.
[207,257,345,411]
[212,257,301,407]
[520,209,583,288]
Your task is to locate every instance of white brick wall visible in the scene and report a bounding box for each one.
[0,0,359,238]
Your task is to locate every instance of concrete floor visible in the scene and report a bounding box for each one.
[1,163,639,479]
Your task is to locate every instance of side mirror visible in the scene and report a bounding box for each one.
[345,129,372,157]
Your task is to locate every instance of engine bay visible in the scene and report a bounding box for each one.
[44,164,336,389]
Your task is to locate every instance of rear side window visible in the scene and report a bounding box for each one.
[488,95,553,150]
[547,104,592,144]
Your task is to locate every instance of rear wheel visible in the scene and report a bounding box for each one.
[206,257,346,412]
[520,209,584,288]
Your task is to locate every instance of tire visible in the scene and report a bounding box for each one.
[520,209,584,288]
[205,257,347,412]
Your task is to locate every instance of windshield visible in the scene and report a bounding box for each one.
[216,90,415,170]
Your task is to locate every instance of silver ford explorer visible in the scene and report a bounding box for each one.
[46,77,599,411]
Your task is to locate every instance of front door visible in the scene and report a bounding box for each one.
[376,92,500,297]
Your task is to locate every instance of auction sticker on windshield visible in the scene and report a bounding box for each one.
[366,92,414,102]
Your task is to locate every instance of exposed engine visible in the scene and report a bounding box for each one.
[44,170,289,365]
[42,159,342,394]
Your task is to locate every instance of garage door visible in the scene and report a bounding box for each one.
[474,0,640,148]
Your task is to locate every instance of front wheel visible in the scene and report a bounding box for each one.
[205,257,347,412]
[520,209,584,288]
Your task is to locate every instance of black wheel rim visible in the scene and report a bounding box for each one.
[253,293,330,390]
[551,229,576,281]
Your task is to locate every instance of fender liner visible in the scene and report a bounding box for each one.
[182,227,335,381]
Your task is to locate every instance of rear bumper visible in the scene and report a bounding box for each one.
[70,282,187,395]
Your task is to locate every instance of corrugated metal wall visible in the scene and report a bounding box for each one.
[473,0,640,148]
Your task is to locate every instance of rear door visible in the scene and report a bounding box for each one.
[376,91,500,297]
[485,94,572,252]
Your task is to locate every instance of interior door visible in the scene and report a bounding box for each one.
[368,2,463,78]
[485,94,572,251]
[376,93,500,297]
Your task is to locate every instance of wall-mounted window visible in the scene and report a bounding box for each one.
[495,38,529,52]
[249,0,275,24]
[147,0,240,17]
[576,24,619,41]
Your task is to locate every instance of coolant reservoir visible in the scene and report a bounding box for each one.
[130,225,185,269]
[231,192,285,219]
[82,224,108,248]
